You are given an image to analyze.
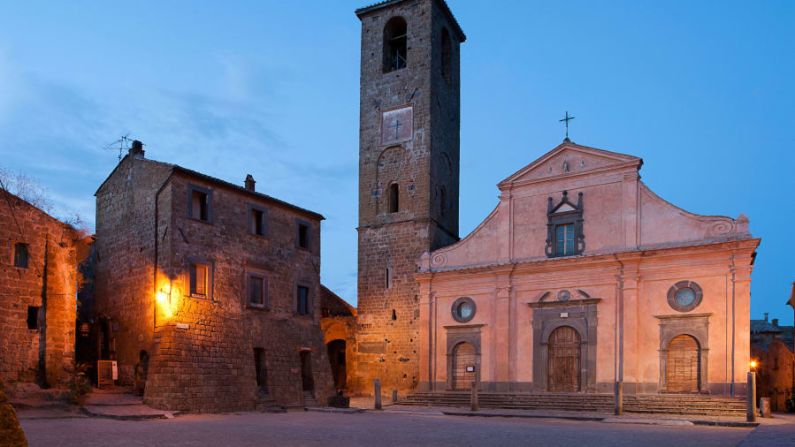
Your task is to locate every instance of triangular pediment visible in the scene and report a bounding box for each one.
[499,141,642,188]
[554,203,576,213]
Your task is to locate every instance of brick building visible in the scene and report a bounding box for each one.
[353,0,464,395]
[0,188,87,386]
[94,142,334,411]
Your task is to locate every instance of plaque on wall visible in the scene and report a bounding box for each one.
[381,106,413,145]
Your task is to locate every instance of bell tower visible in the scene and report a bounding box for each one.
[354,0,465,394]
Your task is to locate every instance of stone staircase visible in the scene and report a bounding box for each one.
[401,392,746,417]
[303,391,318,408]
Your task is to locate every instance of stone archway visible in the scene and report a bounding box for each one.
[665,335,700,393]
[451,342,477,390]
[547,326,581,392]
[327,339,347,391]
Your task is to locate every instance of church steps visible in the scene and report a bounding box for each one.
[401,392,746,416]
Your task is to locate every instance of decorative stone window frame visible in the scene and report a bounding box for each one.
[186,256,214,301]
[451,297,476,323]
[248,204,269,237]
[545,190,585,258]
[444,324,483,390]
[655,313,710,393]
[667,281,703,313]
[187,184,213,223]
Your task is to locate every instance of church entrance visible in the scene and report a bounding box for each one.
[300,351,314,394]
[326,339,347,391]
[547,326,581,392]
[452,342,476,390]
[666,334,700,393]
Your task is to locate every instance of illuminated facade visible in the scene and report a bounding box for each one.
[94,141,334,411]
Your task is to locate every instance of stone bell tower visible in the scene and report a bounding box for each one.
[353,0,465,394]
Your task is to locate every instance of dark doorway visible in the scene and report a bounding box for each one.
[254,348,268,394]
[300,351,314,393]
[327,340,347,390]
[547,326,581,392]
[134,350,149,396]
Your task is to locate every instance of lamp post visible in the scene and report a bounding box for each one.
[747,360,758,422]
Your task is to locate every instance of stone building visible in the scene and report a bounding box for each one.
[353,0,465,395]
[0,188,87,386]
[94,142,334,411]
[416,140,759,396]
[320,286,356,392]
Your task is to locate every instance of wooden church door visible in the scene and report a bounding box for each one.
[452,342,476,390]
[666,335,700,393]
[547,326,581,392]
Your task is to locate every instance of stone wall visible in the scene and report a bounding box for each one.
[95,151,334,411]
[0,189,84,386]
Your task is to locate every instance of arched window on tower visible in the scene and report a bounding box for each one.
[383,17,407,72]
[389,183,400,213]
[441,28,452,84]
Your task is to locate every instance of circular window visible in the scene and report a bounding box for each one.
[557,290,571,302]
[452,297,476,323]
[667,281,703,312]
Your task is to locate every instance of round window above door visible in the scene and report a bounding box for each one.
[451,297,476,323]
[667,281,703,312]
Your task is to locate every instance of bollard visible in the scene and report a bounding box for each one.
[374,379,382,410]
[392,389,398,403]
[614,381,623,416]
[470,381,479,412]
[760,397,771,418]
[747,372,757,422]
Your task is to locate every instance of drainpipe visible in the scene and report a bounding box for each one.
[613,255,625,415]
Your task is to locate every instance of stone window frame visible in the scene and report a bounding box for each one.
[295,281,313,317]
[655,313,710,393]
[383,16,408,73]
[545,191,585,258]
[13,242,29,269]
[451,296,476,323]
[187,184,213,224]
[444,325,483,391]
[296,219,311,251]
[666,280,703,313]
[245,271,269,310]
[186,256,214,301]
[248,204,269,237]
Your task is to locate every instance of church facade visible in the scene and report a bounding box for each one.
[416,141,759,395]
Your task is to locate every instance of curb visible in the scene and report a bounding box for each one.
[305,407,365,414]
[442,410,604,422]
[80,406,178,420]
[692,420,759,428]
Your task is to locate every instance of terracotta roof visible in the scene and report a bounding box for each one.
[355,0,466,42]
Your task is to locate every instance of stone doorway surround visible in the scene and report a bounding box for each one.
[444,325,482,391]
[529,298,600,392]
[655,313,710,393]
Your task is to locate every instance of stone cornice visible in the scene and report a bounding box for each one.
[527,298,602,309]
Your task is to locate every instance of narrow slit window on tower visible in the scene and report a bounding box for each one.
[385,267,392,289]
[383,17,407,72]
[439,186,447,217]
[27,306,39,330]
[297,285,311,315]
[441,28,452,83]
[14,243,29,268]
[389,183,400,213]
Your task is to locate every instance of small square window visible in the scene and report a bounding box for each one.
[189,187,211,222]
[27,306,39,330]
[251,208,265,236]
[189,263,209,297]
[14,243,29,268]
[298,223,309,249]
[297,285,311,315]
[248,274,267,307]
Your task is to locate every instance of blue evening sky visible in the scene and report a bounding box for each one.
[0,1,792,322]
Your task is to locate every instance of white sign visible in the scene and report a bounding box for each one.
[560,312,569,318]
[466,366,475,372]
[111,360,118,380]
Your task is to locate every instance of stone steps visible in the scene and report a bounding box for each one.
[402,392,746,416]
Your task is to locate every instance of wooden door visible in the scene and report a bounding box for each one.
[666,335,700,393]
[452,343,476,390]
[547,326,581,392]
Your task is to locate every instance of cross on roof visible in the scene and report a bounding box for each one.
[559,111,575,141]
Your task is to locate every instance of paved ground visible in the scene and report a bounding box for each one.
[19,408,757,447]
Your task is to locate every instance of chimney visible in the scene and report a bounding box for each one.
[764,312,768,322]
[772,318,779,327]
[244,174,256,192]
[129,140,145,159]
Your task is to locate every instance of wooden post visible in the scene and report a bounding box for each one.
[392,389,398,403]
[614,381,623,415]
[747,372,756,422]
[470,381,479,412]
[374,379,382,410]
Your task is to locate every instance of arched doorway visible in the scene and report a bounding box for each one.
[547,326,581,392]
[327,339,347,390]
[666,334,700,393]
[452,342,476,390]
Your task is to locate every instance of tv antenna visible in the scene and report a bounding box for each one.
[103,134,133,160]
